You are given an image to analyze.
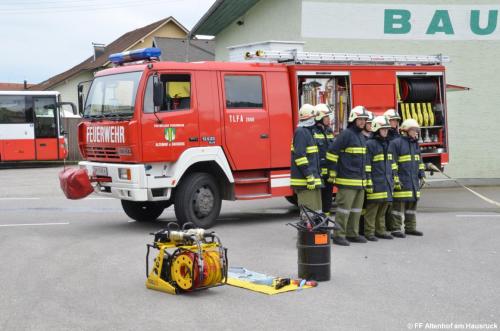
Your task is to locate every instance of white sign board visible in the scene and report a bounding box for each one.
[302,2,500,40]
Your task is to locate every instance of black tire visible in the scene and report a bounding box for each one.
[174,172,221,229]
[121,200,165,222]
[285,194,298,206]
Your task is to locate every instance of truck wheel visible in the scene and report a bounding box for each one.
[174,172,221,229]
[121,200,165,222]
[285,194,298,206]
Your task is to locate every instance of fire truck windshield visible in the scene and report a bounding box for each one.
[83,71,142,119]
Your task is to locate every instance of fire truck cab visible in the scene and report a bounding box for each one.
[78,48,450,228]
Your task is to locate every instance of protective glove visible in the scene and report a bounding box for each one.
[419,177,426,188]
[326,170,336,184]
[365,180,374,194]
[306,175,316,190]
[394,176,402,191]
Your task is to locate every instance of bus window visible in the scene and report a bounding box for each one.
[34,97,57,138]
[0,95,32,123]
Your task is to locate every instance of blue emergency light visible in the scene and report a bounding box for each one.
[109,47,161,65]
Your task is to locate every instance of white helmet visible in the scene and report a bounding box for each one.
[400,118,420,131]
[299,104,316,121]
[371,116,391,132]
[348,105,370,123]
[314,103,332,121]
[384,108,401,120]
[366,111,374,123]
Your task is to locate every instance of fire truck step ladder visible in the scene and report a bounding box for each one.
[245,50,449,65]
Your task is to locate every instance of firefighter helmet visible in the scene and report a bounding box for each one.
[371,116,392,132]
[348,106,370,123]
[366,111,374,123]
[299,104,316,120]
[384,108,401,120]
[314,103,332,121]
[400,118,420,131]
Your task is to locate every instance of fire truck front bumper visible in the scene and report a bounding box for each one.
[78,161,172,202]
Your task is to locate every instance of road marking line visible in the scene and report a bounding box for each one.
[0,222,69,227]
[0,197,41,200]
[456,215,500,218]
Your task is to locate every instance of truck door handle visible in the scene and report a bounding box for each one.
[189,137,199,142]
[39,143,47,147]
[260,133,269,139]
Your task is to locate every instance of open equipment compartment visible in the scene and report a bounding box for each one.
[396,72,447,165]
[297,72,351,134]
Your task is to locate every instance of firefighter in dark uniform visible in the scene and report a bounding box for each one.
[326,106,371,246]
[363,116,397,241]
[311,103,335,215]
[290,104,322,212]
[359,111,374,235]
[388,119,425,237]
[383,108,402,231]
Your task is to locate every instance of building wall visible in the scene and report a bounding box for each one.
[52,71,94,108]
[214,0,500,179]
[129,21,187,51]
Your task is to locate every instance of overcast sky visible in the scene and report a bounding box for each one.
[0,0,216,84]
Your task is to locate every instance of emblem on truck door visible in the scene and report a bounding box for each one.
[165,128,176,142]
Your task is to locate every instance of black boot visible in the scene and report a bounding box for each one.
[346,235,368,243]
[376,233,394,240]
[365,235,378,242]
[332,236,350,246]
[391,231,406,238]
[405,229,423,236]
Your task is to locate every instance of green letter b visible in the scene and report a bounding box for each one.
[384,9,411,34]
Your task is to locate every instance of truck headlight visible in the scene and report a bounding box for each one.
[118,168,131,180]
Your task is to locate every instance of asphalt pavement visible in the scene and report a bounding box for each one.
[0,166,499,331]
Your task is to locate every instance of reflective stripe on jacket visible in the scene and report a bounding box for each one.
[389,135,425,202]
[326,126,367,190]
[311,125,335,177]
[365,135,397,202]
[290,126,322,189]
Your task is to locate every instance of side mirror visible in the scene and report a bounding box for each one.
[77,83,84,115]
[77,80,92,116]
[58,102,78,116]
[153,75,164,109]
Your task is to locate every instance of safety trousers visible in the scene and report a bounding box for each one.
[296,189,322,213]
[334,188,365,238]
[388,201,418,232]
[364,202,391,237]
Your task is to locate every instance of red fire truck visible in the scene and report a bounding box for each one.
[0,91,75,162]
[77,48,450,228]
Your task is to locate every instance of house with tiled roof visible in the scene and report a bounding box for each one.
[0,82,33,91]
[32,16,213,106]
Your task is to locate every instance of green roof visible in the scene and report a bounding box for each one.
[191,0,260,36]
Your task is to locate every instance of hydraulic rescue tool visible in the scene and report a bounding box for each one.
[146,223,228,295]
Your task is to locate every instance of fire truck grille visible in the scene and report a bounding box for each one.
[85,146,120,159]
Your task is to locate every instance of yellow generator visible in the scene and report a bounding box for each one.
[146,224,228,295]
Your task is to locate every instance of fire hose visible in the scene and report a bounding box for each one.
[426,163,500,209]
